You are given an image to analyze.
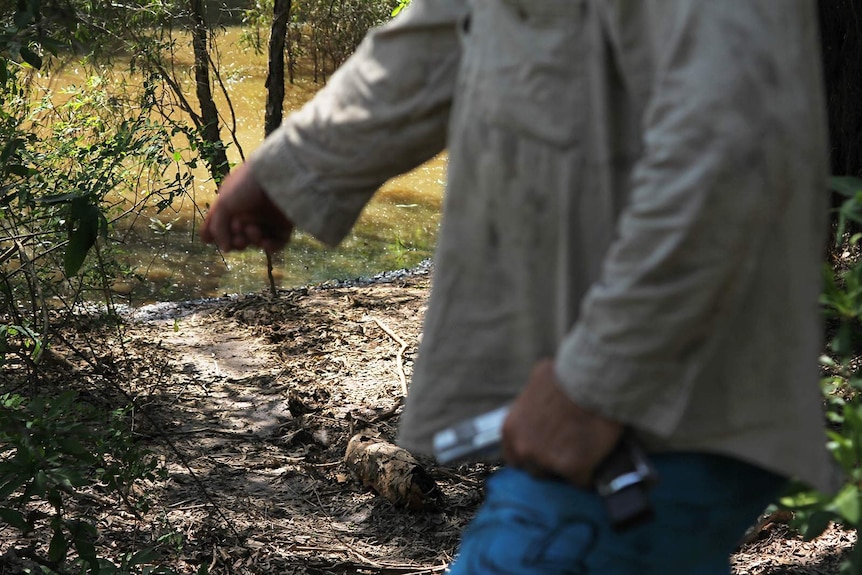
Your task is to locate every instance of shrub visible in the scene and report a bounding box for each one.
[779,177,862,574]
[0,391,169,573]
[0,8,197,572]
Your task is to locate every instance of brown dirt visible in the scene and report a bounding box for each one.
[0,270,855,574]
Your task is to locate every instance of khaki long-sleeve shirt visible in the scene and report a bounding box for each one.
[251,0,838,491]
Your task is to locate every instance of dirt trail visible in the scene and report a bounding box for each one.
[116,274,483,574]
[1,271,854,573]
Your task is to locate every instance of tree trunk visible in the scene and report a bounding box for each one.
[818,0,862,240]
[287,24,296,85]
[189,0,229,183]
[265,0,292,137]
[819,0,862,179]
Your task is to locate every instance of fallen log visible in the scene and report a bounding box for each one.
[344,432,443,511]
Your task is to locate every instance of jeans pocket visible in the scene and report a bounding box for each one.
[452,500,597,574]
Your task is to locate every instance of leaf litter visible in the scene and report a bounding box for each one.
[0,265,853,574]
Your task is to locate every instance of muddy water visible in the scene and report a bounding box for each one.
[36,27,445,304]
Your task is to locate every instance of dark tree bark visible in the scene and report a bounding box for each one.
[265,0,292,137]
[189,0,229,182]
[818,0,862,241]
[262,0,293,296]
[819,0,862,179]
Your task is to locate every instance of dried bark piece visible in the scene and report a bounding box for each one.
[344,432,443,510]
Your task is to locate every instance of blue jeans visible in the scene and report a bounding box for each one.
[447,453,785,575]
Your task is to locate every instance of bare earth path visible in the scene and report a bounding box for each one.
[2,268,854,573]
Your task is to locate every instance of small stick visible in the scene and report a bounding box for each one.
[372,318,408,396]
[266,250,277,296]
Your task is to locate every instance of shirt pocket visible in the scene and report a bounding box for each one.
[463,0,587,148]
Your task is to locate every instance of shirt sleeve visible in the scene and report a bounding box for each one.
[249,0,465,246]
[554,3,818,436]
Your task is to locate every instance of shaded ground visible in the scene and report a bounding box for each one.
[0,267,854,573]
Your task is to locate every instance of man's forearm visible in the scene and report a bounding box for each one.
[250,0,466,246]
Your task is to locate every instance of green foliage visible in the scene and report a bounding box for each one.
[831,177,862,260]
[779,176,862,574]
[0,392,174,573]
[0,323,43,366]
[242,0,400,83]
[240,0,274,55]
[391,0,411,17]
[0,61,195,364]
[241,0,400,82]
[0,6,196,570]
[1,0,50,68]
[298,0,399,80]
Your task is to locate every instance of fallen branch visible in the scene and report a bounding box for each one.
[372,318,409,396]
[344,432,442,510]
[305,558,448,574]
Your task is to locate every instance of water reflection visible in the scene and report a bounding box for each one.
[127,158,445,304]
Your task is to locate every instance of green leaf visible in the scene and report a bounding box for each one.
[780,488,828,510]
[0,473,30,499]
[829,484,862,526]
[48,527,69,564]
[5,165,31,177]
[821,265,846,312]
[28,470,48,499]
[18,46,42,70]
[842,204,862,224]
[128,548,160,567]
[831,321,855,359]
[831,176,862,198]
[0,507,28,531]
[69,520,99,571]
[802,509,834,540]
[0,138,24,164]
[13,9,34,29]
[46,486,63,512]
[40,38,64,57]
[64,202,100,276]
[57,437,95,461]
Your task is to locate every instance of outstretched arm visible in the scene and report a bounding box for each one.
[202,0,466,252]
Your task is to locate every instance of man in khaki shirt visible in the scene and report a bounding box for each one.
[203,1,837,572]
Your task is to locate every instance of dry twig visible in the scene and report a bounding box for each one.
[371,318,408,396]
